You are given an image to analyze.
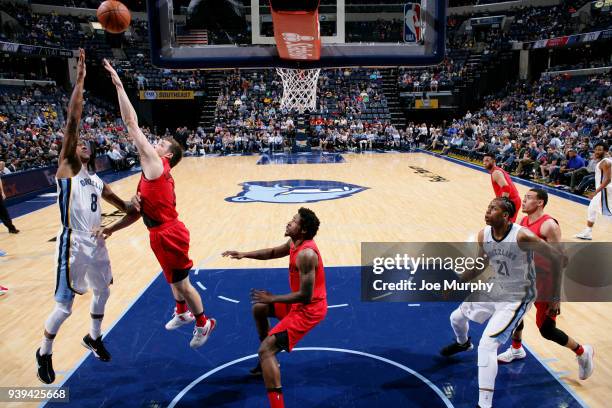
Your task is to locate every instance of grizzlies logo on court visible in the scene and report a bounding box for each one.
[226,180,368,204]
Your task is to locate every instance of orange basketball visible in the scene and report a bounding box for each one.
[97,0,131,34]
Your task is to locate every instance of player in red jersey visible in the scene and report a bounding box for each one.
[483,153,521,222]
[99,60,216,348]
[223,208,327,408]
[497,188,594,380]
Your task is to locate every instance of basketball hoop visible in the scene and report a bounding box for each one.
[276,68,320,113]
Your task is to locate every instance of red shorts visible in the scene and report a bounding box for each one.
[149,219,193,283]
[534,301,556,328]
[268,300,327,351]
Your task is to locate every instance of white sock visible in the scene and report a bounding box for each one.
[41,337,54,355]
[585,227,593,232]
[478,340,498,408]
[90,318,102,340]
[478,389,493,408]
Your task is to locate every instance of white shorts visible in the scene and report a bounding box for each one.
[587,190,612,223]
[460,301,532,344]
[54,228,112,303]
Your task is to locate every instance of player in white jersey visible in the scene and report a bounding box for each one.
[575,142,611,240]
[36,50,134,384]
[440,197,565,408]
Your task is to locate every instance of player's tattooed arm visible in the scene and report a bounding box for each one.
[57,49,86,179]
[223,239,291,260]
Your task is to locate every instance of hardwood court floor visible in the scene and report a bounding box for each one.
[0,152,610,407]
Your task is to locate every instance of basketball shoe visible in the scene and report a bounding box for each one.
[440,337,473,356]
[497,346,527,363]
[575,228,592,240]
[36,348,55,384]
[165,309,195,330]
[577,344,594,380]
[82,334,111,362]
[190,318,216,349]
[0,285,7,296]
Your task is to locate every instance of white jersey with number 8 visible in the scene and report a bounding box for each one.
[57,165,103,232]
[54,165,111,303]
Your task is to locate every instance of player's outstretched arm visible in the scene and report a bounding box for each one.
[222,239,291,261]
[101,183,136,214]
[251,249,317,305]
[57,48,86,179]
[93,208,141,240]
[103,59,163,180]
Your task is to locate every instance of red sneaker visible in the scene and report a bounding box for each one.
[0,286,8,296]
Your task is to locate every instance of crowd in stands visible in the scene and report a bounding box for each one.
[2,1,608,99]
[0,7,203,91]
[0,84,143,173]
[398,57,467,92]
[431,73,611,194]
[201,68,400,155]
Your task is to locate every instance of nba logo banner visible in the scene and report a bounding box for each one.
[404,3,422,43]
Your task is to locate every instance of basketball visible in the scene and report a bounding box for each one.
[97,0,131,34]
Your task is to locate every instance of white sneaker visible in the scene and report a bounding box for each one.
[497,346,527,363]
[575,228,592,240]
[189,318,216,349]
[577,344,594,380]
[165,310,195,330]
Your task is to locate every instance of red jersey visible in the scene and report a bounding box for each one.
[490,165,521,221]
[490,165,520,202]
[520,214,559,302]
[519,214,557,270]
[289,240,327,307]
[137,158,179,228]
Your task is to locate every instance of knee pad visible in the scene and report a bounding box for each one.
[539,318,569,346]
[477,336,499,368]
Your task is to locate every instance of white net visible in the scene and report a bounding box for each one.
[276,68,320,113]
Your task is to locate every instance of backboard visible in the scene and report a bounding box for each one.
[147,0,446,69]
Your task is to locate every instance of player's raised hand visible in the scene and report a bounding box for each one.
[76,48,86,82]
[103,59,123,89]
[250,289,273,304]
[222,250,244,259]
